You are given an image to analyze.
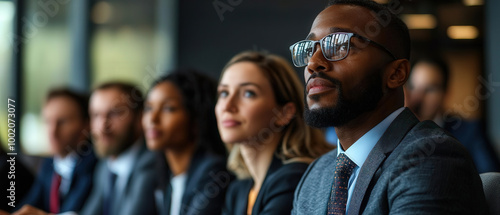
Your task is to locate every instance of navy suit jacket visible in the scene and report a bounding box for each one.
[223,155,309,215]
[154,149,231,215]
[293,108,488,214]
[18,148,97,212]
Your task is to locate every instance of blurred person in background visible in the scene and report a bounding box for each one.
[142,69,231,215]
[217,51,334,215]
[80,82,157,215]
[13,89,97,215]
[406,57,500,173]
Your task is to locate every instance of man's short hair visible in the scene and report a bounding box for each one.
[327,0,411,60]
[46,88,89,120]
[93,82,144,114]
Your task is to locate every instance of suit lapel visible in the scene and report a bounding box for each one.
[180,149,204,211]
[347,108,419,215]
[112,143,146,214]
[252,155,282,215]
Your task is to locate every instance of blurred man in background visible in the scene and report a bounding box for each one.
[13,89,97,214]
[406,57,500,173]
[80,82,157,215]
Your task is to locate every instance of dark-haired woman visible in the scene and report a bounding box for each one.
[142,69,231,215]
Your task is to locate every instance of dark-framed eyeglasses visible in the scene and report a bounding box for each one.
[289,32,398,67]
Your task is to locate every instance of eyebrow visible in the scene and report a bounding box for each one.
[218,82,261,89]
[305,27,354,40]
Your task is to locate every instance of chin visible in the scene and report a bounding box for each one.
[221,135,245,145]
[307,97,337,110]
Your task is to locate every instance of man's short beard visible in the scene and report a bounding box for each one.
[93,121,137,158]
[304,72,383,128]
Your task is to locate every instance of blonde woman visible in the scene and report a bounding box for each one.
[216,51,334,215]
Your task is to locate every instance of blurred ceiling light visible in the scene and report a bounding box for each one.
[401,14,437,30]
[447,26,479,39]
[463,0,484,6]
[92,1,113,24]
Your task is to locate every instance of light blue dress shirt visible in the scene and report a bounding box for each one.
[337,107,404,213]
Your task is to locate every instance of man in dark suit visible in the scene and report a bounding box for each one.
[290,0,488,214]
[13,89,97,214]
[80,82,157,215]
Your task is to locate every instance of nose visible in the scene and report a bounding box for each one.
[218,93,238,114]
[94,116,111,134]
[147,108,160,125]
[305,43,332,75]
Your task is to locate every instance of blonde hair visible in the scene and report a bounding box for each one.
[221,51,334,179]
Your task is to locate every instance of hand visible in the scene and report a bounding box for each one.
[0,209,11,215]
[11,205,52,215]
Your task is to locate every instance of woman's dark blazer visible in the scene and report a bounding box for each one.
[155,149,232,215]
[222,155,309,215]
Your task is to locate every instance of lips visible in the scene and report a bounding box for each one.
[306,78,336,95]
[146,129,162,139]
[221,120,241,128]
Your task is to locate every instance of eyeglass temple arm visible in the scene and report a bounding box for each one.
[353,35,398,60]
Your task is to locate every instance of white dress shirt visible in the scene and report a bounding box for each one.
[169,172,187,215]
[53,152,78,197]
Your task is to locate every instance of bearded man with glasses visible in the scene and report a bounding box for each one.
[290,0,488,214]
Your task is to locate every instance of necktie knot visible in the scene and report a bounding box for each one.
[328,153,357,215]
[335,153,356,177]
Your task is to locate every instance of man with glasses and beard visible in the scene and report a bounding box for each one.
[80,82,157,215]
[290,0,487,214]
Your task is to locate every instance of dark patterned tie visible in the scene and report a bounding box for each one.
[327,153,357,215]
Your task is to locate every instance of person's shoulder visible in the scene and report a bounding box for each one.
[135,144,157,169]
[194,151,227,171]
[398,120,467,156]
[305,149,337,175]
[75,148,99,173]
[269,161,309,181]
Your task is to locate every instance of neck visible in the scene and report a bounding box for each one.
[336,96,403,151]
[165,142,196,176]
[239,135,280,192]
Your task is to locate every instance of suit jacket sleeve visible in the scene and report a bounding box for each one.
[292,158,319,215]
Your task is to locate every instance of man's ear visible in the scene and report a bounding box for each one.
[385,59,410,89]
[276,102,297,127]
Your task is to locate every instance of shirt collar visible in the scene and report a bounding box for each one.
[53,152,78,179]
[107,140,142,178]
[337,107,405,167]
